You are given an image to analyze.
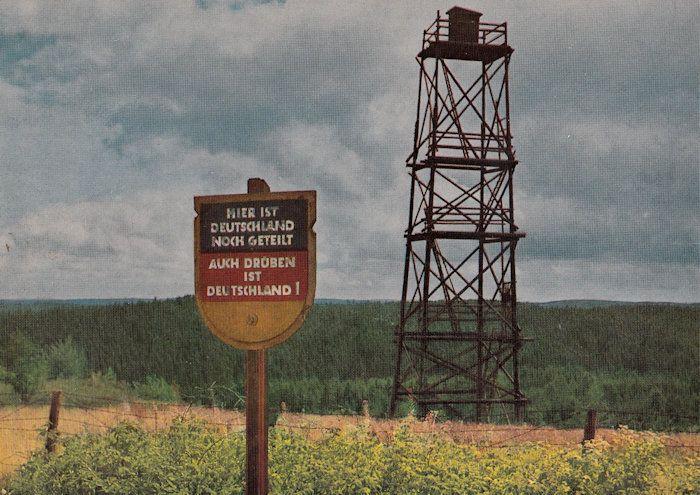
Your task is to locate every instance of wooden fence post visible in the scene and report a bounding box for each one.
[46,390,62,453]
[583,409,597,442]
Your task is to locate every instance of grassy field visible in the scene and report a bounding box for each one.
[1,403,698,478]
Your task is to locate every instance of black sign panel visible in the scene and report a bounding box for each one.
[199,199,308,253]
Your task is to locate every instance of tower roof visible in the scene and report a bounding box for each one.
[447,6,483,17]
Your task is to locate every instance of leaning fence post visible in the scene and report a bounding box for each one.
[583,409,597,442]
[46,390,62,453]
[153,403,159,430]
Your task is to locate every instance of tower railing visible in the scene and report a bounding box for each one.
[423,17,508,47]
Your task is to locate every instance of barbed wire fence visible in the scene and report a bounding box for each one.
[0,390,697,473]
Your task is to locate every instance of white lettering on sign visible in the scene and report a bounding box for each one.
[205,256,297,270]
[206,285,294,296]
[211,235,246,248]
[210,220,295,234]
[226,207,255,219]
[208,257,240,269]
[248,234,294,247]
[243,256,296,269]
[195,190,315,349]
[259,206,279,217]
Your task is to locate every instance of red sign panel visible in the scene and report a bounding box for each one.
[197,197,310,303]
[199,251,308,302]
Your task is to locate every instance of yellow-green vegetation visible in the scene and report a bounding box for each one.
[4,419,698,494]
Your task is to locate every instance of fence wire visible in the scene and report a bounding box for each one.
[0,390,696,453]
[0,389,696,475]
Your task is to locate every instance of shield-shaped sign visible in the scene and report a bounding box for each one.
[194,190,316,349]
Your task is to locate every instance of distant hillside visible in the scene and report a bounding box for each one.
[536,299,700,309]
[0,298,152,308]
[3,298,697,310]
[0,297,375,308]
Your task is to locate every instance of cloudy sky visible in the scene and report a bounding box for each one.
[0,0,697,302]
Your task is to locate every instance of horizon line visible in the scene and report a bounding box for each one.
[0,297,698,305]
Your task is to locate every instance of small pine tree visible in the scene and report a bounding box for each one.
[47,336,88,379]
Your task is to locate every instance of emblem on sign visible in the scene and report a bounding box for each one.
[194,190,316,349]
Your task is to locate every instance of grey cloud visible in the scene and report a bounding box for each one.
[0,33,57,85]
[509,1,698,125]
[0,1,696,301]
[514,115,698,265]
[8,4,403,156]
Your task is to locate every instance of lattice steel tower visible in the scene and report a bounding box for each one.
[390,7,528,422]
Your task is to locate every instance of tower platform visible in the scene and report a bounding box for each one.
[413,156,518,171]
[419,40,512,63]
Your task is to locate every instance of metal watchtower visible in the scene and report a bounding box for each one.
[390,6,528,422]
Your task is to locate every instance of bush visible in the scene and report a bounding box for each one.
[0,332,48,400]
[132,375,180,403]
[11,355,48,401]
[47,337,88,380]
[7,420,244,494]
[41,370,133,408]
[0,365,14,383]
[268,377,391,416]
[12,357,48,401]
[0,369,20,405]
[5,419,698,494]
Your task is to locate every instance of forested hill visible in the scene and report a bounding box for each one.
[3,298,698,308]
[0,298,697,429]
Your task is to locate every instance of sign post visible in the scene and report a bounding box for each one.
[246,346,267,495]
[194,178,316,495]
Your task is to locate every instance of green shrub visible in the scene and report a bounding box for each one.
[7,419,244,494]
[0,377,20,405]
[0,365,14,383]
[132,375,180,403]
[7,343,47,401]
[103,367,117,383]
[12,357,48,401]
[46,337,88,379]
[41,372,133,408]
[0,332,48,400]
[5,419,698,494]
[11,355,48,401]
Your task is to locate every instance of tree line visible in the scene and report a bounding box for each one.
[0,298,696,429]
